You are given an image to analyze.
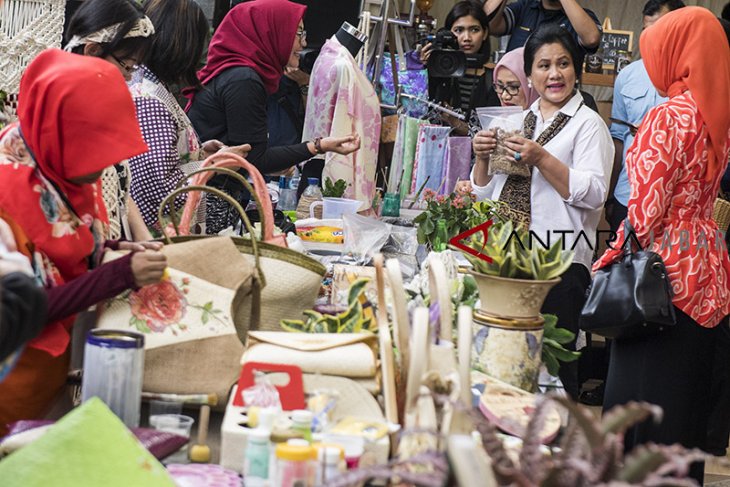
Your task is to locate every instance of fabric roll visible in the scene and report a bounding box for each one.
[399,116,426,199]
[387,115,406,194]
[412,125,451,194]
[441,136,472,195]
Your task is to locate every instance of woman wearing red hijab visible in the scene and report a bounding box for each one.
[594,8,730,481]
[187,0,360,233]
[0,49,167,432]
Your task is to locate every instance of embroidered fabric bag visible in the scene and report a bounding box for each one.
[97,237,261,403]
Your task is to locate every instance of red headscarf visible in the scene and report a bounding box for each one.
[195,0,306,96]
[641,7,730,182]
[0,49,147,356]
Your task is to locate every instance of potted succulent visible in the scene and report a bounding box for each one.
[458,220,573,319]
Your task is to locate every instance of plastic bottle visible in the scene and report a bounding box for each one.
[278,176,296,211]
[244,429,270,482]
[274,443,315,487]
[291,409,313,444]
[296,178,323,220]
[312,445,345,487]
[303,178,322,199]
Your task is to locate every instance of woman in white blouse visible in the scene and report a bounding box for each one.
[470,24,614,399]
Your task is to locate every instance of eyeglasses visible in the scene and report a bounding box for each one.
[296,30,307,41]
[110,53,139,73]
[494,83,522,96]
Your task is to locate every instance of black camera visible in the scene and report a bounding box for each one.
[420,29,466,78]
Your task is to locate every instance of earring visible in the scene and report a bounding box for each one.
[527,79,532,88]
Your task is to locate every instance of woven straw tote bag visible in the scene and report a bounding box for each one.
[171,153,326,332]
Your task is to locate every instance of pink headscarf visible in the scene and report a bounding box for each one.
[492,47,539,107]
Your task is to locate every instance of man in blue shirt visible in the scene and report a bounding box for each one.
[605,0,684,232]
[484,0,601,59]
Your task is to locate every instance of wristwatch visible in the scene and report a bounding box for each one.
[313,137,325,155]
[299,84,309,96]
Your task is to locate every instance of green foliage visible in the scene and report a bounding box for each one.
[541,314,580,377]
[280,278,375,333]
[322,178,349,198]
[413,190,502,249]
[458,220,574,281]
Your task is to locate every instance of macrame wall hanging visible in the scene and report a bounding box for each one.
[0,0,66,117]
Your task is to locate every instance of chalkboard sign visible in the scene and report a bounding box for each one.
[598,19,634,70]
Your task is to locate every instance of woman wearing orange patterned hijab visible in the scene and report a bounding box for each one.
[0,49,167,431]
[595,8,730,483]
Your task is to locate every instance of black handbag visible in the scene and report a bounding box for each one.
[580,220,676,339]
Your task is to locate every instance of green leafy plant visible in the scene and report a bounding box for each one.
[541,314,580,377]
[322,177,348,197]
[458,220,574,281]
[280,278,375,333]
[413,188,501,249]
[474,397,706,486]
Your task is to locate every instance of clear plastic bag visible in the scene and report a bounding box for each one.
[476,106,528,177]
[241,371,282,410]
[342,213,391,265]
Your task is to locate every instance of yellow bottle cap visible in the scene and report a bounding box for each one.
[275,444,316,461]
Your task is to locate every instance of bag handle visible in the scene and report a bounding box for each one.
[178,152,277,243]
[622,218,640,256]
[159,185,265,288]
[177,166,266,240]
[374,254,399,427]
[428,257,453,343]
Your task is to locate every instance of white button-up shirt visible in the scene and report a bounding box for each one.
[470,92,614,269]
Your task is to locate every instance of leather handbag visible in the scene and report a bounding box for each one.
[580,219,676,339]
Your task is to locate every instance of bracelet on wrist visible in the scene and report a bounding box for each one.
[313,137,325,155]
[299,84,309,96]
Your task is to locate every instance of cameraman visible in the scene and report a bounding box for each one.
[418,1,500,134]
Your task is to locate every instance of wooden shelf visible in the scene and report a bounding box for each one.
[581,72,616,88]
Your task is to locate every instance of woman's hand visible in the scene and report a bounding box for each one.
[322,134,361,155]
[131,249,167,288]
[473,129,497,160]
[503,135,549,168]
[418,42,433,65]
[201,139,225,159]
[455,180,473,194]
[118,240,164,252]
[218,144,252,159]
[284,66,309,87]
[201,140,252,160]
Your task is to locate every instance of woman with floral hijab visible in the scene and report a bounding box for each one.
[0,49,167,432]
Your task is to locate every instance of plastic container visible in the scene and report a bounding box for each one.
[296,178,323,220]
[149,414,195,464]
[291,410,313,443]
[475,106,527,177]
[313,445,345,487]
[279,176,297,211]
[81,330,144,428]
[274,443,315,487]
[244,429,270,481]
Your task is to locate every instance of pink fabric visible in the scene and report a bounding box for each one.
[493,47,539,107]
[441,137,473,195]
[195,0,305,96]
[302,37,381,210]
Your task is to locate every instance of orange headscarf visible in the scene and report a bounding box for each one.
[640,7,730,182]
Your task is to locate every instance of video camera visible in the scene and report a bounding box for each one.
[418,29,488,78]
